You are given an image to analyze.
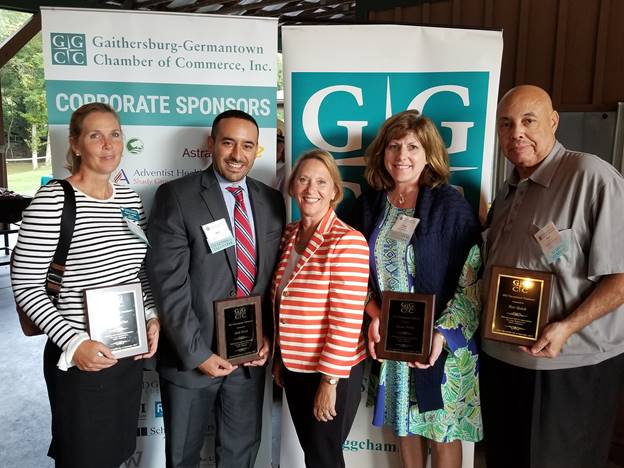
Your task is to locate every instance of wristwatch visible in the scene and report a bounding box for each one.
[322,376,339,385]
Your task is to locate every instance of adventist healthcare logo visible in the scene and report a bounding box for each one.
[50,33,87,66]
[126,138,144,155]
[114,169,130,184]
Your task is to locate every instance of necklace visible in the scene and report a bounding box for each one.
[390,187,418,207]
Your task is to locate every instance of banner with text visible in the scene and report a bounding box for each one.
[283,24,502,221]
[41,7,277,215]
[281,24,503,467]
[41,8,277,468]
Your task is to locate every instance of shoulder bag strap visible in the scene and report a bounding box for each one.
[45,179,76,298]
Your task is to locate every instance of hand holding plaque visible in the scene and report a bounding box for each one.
[214,295,263,365]
[84,282,148,359]
[483,266,553,345]
[375,292,435,363]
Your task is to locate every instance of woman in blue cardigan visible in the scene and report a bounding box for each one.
[349,110,483,468]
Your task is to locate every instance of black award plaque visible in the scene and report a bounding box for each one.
[214,295,262,365]
[483,265,553,345]
[375,291,434,363]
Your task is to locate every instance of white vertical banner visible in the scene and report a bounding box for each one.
[41,7,277,215]
[283,24,503,221]
[40,8,278,468]
[282,24,503,467]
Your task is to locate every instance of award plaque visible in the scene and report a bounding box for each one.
[84,282,148,359]
[214,295,262,365]
[483,266,553,345]
[376,292,434,363]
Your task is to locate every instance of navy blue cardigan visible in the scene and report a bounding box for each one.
[347,184,481,412]
[349,184,480,315]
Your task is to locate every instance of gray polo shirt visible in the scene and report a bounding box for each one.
[483,141,624,370]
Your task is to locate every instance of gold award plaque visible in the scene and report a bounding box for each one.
[483,266,553,345]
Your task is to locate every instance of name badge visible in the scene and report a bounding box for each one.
[388,215,420,242]
[120,207,141,222]
[202,219,235,253]
[534,221,567,263]
[124,219,150,246]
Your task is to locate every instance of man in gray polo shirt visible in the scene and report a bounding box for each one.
[482,84,624,468]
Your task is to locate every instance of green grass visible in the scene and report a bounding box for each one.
[7,161,53,196]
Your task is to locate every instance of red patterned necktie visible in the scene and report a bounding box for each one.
[226,186,256,297]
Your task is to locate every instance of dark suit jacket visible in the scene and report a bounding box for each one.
[147,166,285,388]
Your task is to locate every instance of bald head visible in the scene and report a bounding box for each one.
[496,85,559,179]
[498,85,555,115]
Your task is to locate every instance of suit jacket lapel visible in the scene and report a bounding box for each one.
[247,178,265,290]
[199,167,237,280]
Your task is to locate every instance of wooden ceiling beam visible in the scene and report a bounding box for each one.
[166,0,354,17]
[171,1,237,13]
[202,0,295,15]
[245,0,354,17]
[135,0,173,8]
[0,13,42,69]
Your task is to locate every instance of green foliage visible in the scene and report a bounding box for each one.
[1,10,47,157]
[277,53,283,90]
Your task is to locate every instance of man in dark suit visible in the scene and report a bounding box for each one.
[147,110,285,468]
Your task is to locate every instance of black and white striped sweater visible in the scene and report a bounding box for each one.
[11,182,156,351]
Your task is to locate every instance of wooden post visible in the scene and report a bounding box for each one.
[0,13,42,189]
[0,85,6,188]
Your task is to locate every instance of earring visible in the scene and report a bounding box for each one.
[75,153,81,157]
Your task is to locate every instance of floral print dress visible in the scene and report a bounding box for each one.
[371,201,483,442]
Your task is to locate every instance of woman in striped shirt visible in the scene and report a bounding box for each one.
[11,103,159,468]
[271,149,369,467]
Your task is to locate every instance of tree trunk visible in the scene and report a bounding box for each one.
[31,123,38,170]
[45,131,51,165]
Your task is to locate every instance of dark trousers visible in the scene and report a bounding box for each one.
[283,361,364,468]
[159,365,265,468]
[480,352,624,468]
[43,340,143,468]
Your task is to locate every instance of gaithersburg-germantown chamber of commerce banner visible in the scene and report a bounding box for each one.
[282,24,503,468]
[41,8,277,467]
[41,7,278,216]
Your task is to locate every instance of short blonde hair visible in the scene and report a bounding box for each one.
[65,102,120,174]
[364,110,450,191]
[288,149,344,208]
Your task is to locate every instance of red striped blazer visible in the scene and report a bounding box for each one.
[271,209,369,378]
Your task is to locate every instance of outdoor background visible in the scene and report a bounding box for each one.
[1,10,50,196]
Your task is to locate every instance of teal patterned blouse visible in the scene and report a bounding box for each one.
[372,201,483,442]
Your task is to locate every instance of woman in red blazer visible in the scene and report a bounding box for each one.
[271,149,370,468]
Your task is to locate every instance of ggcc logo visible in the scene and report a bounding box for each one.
[291,72,490,214]
[51,33,87,66]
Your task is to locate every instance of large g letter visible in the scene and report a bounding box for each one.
[302,85,368,152]
[408,85,474,154]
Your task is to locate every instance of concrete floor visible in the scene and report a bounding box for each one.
[0,259,54,467]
